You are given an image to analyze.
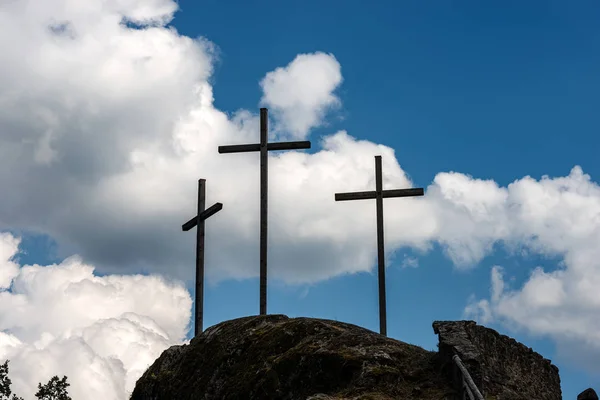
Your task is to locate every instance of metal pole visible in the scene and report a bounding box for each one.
[375,155,387,336]
[259,108,268,315]
[195,179,206,336]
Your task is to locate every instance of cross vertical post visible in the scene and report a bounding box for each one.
[196,179,206,336]
[259,108,268,315]
[335,155,424,336]
[218,108,311,315]
[182,179,223,336]
[375,156,386,337]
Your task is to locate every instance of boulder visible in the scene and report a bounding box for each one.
[433,320,561,400]
[130,315,453,400]
[578,388,599,400]
[131,315,565,400]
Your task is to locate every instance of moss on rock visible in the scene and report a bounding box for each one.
[130,315,454,400]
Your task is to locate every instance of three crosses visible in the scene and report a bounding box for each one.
[182,108,424,337]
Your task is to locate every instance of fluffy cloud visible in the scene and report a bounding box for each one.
[0,0,425,286]
[0,233,191,400]
[2,0,600,395]
[458,168,600,368]
[0,234,20,289]
[260,52,343,140]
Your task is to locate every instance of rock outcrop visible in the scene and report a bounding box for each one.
[130,315,453,400]
[131,315,565,400]
[433,320,561,400]
[578,388,599,400]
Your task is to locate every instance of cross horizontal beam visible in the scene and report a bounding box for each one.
[218,108,312,316]
[218,141,311,154]
[182,202,223,231]
[334,155,425,337]
[335,188,424,201]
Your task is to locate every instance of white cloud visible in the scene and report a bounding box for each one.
[459,168,600,367]
[1,0,600,391]
[0,233,20,289]
[260,52,343,139]
[0,233,191,400]
[0,0,425,286]
[400,256,419,269]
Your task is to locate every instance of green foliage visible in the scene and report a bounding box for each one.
[0,359,71,400]
[35,376,71,400]
[0,360,24,400]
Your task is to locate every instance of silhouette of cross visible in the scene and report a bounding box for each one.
[182,179,222,336]
[335,155,424,336]
[218,108,311,315]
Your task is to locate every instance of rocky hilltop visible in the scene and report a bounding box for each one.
[434,320,561,400]
[130,315,567,400]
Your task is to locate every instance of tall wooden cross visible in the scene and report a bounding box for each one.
[335,155,424,336]
[218,108,311,315]
[182,178,223,336]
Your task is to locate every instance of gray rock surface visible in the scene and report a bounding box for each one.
[130,315,453,400]
[433,320,561,400]
[131,315,564,400]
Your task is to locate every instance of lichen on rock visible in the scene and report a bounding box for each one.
[131,315,566,400]
[130,315,453,400]
[433,320,561,400]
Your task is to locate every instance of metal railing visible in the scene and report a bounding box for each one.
[452,354,484,400]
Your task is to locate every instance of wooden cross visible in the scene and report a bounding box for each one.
[335,155,424,336]
[182,179,223,336]
[218,108,311,315]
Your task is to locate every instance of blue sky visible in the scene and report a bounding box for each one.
[173,1,599,397]
[1,1,599,399]
[177,0,599,183]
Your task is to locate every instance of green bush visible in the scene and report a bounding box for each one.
[0,360,72,400]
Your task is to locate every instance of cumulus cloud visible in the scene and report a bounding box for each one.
[0,0,424,286]
[459,168,600,367]
[0,233,20,289]
[0,233,191,399]
[260,52,343,139]
[2,0,600,391]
